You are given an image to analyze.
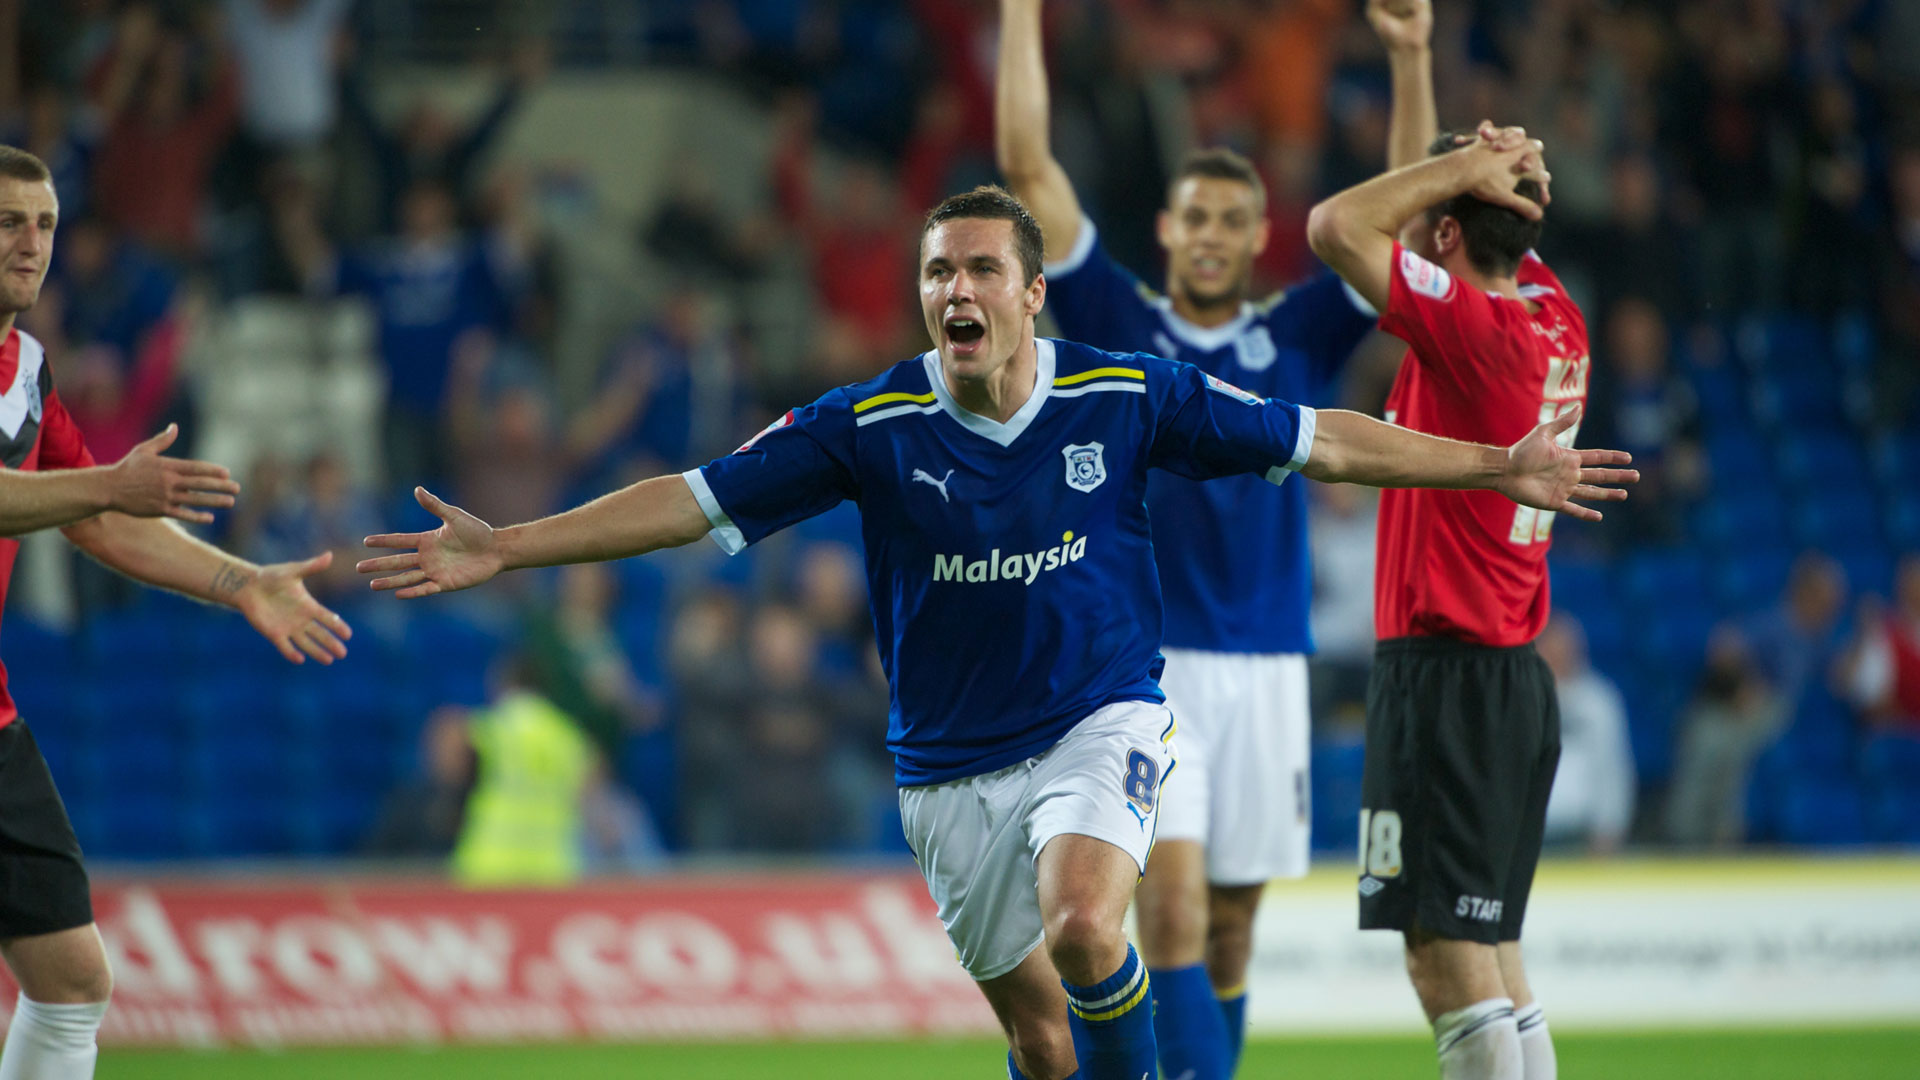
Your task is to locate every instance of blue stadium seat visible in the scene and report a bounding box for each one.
[399,612,509,707]
[1861,733,1920,843]
[1707,431,1777,488]
[80,609,190,677]
[1791,489,1883,550]
[1828,543,1896,598]
[1310,735,1366,852]
[1778,775,1869,846]
[1711,547,1796,615]
[1885,495,1920,550]
[93,793,190,860]
[1622,674,1689,784]
[1685,364,1747,430]
[1691,495,1791,551]
[189,792,295,856]
[1776,430,1872,489]
[1622,550,1713,613]
[1750,369,1847,429]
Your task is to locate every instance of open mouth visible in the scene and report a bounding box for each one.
[945,317,985,352]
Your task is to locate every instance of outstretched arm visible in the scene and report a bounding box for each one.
[1370,0,1437,170]
[1301,407,1635,521]
[61,515,350,664]
[358,475,712,599]
[995,0,1086,263]
[1306,126,1546,312]
[0,424,240,538]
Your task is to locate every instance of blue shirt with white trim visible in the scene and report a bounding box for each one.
[1042,219,1377,654]
[684,338,1314,786]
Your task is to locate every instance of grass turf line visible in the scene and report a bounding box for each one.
[99,1027,1920,1079]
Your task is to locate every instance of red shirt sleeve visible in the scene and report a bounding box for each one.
[37,385,98,470]
[1378,242,1507,385]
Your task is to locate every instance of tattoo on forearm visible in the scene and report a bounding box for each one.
[210,563,254,601]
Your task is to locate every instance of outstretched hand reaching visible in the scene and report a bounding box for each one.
[357,487,504,599]
[1499,407,1637,522]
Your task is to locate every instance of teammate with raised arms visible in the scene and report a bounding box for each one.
[361,185,1632,1080]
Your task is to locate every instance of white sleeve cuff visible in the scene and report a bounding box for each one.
[1265,405,1316,486]
[1342,280,1378,317]
[1042,214,1099,278]
[680,468,747,555]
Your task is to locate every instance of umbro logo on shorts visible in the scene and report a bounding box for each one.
[1358,876,1385,898]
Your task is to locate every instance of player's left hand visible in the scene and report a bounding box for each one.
[235,552,354,665]
[1499,407,1637,522]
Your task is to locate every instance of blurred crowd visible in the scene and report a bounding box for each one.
[6,0,1919,864]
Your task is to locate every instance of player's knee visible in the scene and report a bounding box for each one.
[24,957,113,1005]
[1009,1018,1076,1078]
[1044,905,1123,983]
[1135,897,1206,965]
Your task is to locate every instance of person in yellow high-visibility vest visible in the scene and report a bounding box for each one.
[453,659,599,887]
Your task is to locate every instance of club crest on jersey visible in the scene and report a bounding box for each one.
[1061,442,1107,493]
[735,410,793,453]
[1234,327,1277,372]
[1203,372,1261,406]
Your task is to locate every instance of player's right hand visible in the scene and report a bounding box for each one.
[357,487,503,599]
[107,423,241,524]
[1368,0,1432,53]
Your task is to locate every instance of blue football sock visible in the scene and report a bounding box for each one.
[1062,944,1157,1080]
[1217,986,1248,1076]
[1150,964,1231,1080]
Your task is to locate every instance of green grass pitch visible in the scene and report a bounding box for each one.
[101,1027,1920,1079]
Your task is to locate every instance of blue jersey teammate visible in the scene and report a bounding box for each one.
[996,3,1380,1074]
[358,187,1632,1080]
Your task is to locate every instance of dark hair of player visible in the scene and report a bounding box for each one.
[1424,130,1543,277]
[1167,147,1267,215]
[0,146,52,184]
[922,184,1047,285]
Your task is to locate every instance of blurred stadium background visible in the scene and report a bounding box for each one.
[2,0,1918,1075]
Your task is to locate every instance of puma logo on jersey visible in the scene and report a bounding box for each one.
[933,532,1089,585]
[912,468,955,502]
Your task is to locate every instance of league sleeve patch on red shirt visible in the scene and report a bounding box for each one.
[1398,248,1455,301]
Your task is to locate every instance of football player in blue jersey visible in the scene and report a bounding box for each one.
[359,184,1631,1080]
[995,3,1415,1074]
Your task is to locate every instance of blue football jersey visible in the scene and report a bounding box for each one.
[1043,218,1377,653]
[684,338,1315,786]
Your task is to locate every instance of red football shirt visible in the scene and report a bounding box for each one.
[0,328,99,727]
[1373,245,1590,646]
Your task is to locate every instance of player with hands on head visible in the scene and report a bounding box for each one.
[0,144,354,1080]
[1307,33,1596,1075]
[362,185,1630,1080]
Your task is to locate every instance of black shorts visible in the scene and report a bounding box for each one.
[0,720,94,939]
[1357,636,1559,944]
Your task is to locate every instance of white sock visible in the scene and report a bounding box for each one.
[1434,996,1521,1080]
[1513,1001,1556,1080]
[0,994,108,1080]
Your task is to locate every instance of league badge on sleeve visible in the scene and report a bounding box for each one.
[1061,442,1107,493]
[735,409,794,454]
[1202,372,1262,406]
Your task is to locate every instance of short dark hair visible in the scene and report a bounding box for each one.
[922,185,1047,284]
[0,145,52,185]
[1168,147,1266,213]
[1424,130,1542,277]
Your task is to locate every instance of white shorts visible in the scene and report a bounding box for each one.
[1154,649,1311,884]
[898,700,1177,981]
